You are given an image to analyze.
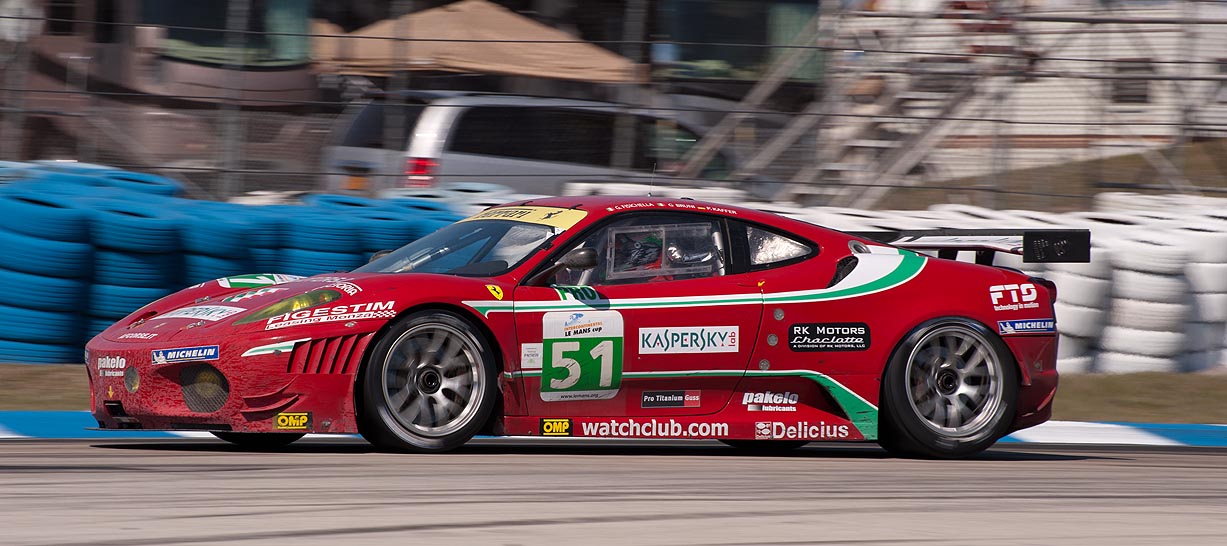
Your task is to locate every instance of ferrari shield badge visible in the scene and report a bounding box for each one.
[486,285,504,300]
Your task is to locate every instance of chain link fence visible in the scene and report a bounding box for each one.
[0,0,1224,211]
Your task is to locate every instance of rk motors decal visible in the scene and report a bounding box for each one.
[788,323,870,352]
[641,390,701,408]
[989,283,1040,311]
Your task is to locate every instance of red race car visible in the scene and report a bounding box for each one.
[85,196,1089,458]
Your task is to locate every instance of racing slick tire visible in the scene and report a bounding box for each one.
[879,318,1018,459]
[359,310,498,453]
[718,440,808,452]
[210,432,305,448]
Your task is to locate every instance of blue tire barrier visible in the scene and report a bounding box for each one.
[89,201,183,253]
[414,217,454,239]
[283,211,362,253]
[85,317,118,343]
[0,339,82,365]
[279,248,364,277]
[179,206,254,258]
[249,247,281,273]
[382,197,456,215]
[184,254,254,286]
[301,193,394,211]
[28,160,117,174]
[93,250,182,289]
[0,305,82,345]
[88,284,170,320]
[354,211,422,252]
[242,205,290,250]
[97,171,182,196]
[0,190,92,242]
[0,268,88,312]
[425,211,465,223]
[0,228,93,279]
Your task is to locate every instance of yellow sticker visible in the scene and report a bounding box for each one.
[459,206,588,230]
[276,412,312,430]
[107,385,115,398]
[486,285,504,300]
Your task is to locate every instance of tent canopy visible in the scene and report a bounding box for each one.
[312,0,638,84]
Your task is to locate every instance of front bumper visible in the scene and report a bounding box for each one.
[85,333,375,434]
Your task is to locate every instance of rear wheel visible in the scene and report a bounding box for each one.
[879,318,1018,458]
[210,432,305,448]
[719,439,808,452]
[358,310,497,452]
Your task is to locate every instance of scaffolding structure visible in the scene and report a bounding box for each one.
[0,0,1224,212]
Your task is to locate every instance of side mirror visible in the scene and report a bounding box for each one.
[525,247,598,286]
[560,247,597,271]
[369,249,393,263]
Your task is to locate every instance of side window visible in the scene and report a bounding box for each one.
[450,107,614,167]
[554,214,726,286]
[741,223,813,268]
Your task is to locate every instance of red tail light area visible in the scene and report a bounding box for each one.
[404,157,438,188]
[1029,276,1058,304]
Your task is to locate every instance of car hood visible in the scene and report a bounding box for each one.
[100,272,428,342]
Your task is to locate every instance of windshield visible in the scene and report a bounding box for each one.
[141,0,311,67]
[354,220,557,277]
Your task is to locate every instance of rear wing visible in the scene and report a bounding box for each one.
[847,229,1091,264]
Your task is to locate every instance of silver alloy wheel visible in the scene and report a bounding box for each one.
[380,322,485,438]
[903,324,1004,438]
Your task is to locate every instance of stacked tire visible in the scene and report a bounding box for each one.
[1174,223,1227,372]
[0,190,93,363]
[86,199,182,340]
[1097,236,1192,373]
[1048,247,1114,373]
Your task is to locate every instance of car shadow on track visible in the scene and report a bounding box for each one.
[88,439,1106,461]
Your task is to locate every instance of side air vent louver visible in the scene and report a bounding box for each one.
[287,334,374,374]
[828,255,859,288]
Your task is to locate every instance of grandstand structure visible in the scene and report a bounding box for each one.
[679,0,1227,210]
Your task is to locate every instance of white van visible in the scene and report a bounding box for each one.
[321,91,736,196]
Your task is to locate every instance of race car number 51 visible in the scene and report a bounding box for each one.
[540,311,624,401]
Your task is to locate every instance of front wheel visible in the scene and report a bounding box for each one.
[358,310,497,452]
[879,318,1018,459]
[210,432,305,448]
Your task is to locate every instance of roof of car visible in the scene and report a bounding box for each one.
[500,194,808,230]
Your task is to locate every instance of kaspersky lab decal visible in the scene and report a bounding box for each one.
[540,310,624,401]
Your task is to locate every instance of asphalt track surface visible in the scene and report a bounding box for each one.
[2,439,1225,546]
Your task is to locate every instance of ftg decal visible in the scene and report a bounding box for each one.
[989,283,1039,311]
[540,310,624,401]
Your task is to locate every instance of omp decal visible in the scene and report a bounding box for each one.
[241,338,310,357]
[462,253,925,316]
[540,418,572,436]
[510,368,879,440]
[151,345,219,365]
[998,319,1056,335]
[275,412,311,430]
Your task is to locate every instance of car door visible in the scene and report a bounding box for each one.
[514,211,763,417]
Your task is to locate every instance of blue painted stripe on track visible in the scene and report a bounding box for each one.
[0,411,181,439]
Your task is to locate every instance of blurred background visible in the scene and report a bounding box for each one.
[1,0,1227,377]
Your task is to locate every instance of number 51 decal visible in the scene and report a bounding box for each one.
[540,311,624,401]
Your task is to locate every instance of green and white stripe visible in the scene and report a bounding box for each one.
[240,338,309,357]
[465,252,925,317]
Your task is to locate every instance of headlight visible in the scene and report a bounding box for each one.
[234,289,342,325]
